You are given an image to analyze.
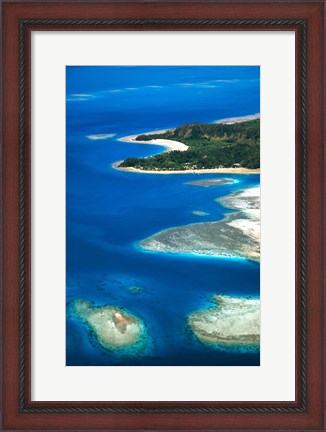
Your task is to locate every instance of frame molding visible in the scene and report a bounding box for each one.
[2,2,324,430]
[18,18,307,415]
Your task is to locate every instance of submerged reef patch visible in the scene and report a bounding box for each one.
[192,211,210,217]
[128,286,144,294]
[186,178,235,187]
[72,299,148,353]
[188,295,260,351]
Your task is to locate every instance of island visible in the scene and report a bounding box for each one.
[72,299,147,352]
[117,119,259,173]
[140,186,260,262]
[188,295,260,350]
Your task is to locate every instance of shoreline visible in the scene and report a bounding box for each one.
[214,113,260,125]
[115,113,260,174]
[113,162,260,175]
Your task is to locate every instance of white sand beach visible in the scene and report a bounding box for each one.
[114,164,260,175]
[118,130,188,152]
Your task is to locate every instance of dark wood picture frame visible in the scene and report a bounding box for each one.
[1,1,324,430]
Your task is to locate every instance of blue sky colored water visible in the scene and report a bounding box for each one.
[66,66,260,366]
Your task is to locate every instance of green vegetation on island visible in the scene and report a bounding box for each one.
[119,119,260,171]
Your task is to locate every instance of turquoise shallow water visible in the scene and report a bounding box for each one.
[66,66,260,366]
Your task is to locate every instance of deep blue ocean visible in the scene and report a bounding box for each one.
[66,66,260,366]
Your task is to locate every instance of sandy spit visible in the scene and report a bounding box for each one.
[118,130,188,152]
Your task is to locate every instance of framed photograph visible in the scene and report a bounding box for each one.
[2,1,324,431]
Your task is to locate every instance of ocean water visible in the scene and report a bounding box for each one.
[66,66,260,366]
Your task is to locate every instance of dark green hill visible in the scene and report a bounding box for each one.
[119,119,260,171]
